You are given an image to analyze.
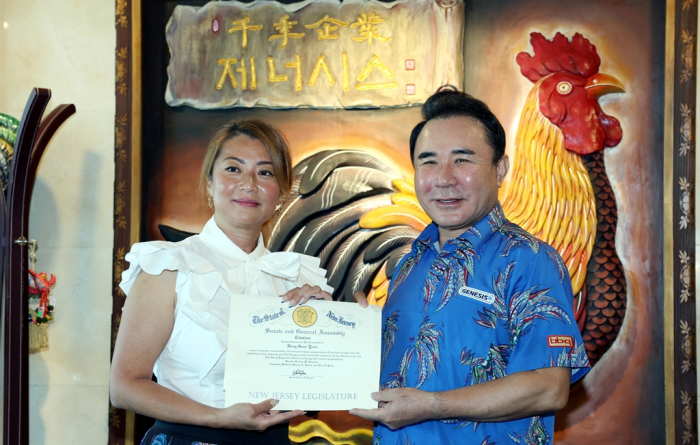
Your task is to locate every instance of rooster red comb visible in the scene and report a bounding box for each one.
[517,32,601,82]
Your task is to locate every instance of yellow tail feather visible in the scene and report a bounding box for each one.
[390,193,423,212]
[359,205,431,231]
[392,178,415,194]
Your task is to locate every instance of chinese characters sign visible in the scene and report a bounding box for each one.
[165,0,464,109]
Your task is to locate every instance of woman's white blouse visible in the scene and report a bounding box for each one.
[119,217,333,408]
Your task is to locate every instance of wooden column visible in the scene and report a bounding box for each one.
[665,0,699,443]
[109,0,142,443]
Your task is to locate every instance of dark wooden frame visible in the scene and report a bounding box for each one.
[110,0,142,441]
[664,0,699,443]
[109,0,698,443]
[2,88,75,445]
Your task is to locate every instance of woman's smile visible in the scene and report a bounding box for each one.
[234,198,260,207]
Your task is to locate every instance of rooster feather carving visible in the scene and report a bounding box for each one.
[161,32,626,365]
[504,32,626,364]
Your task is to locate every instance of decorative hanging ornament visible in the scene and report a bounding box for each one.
[26,239,57,351]
[28,269,56,325]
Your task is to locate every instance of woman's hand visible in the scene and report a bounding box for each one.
[216,399,303,431]
[281,284,332,307]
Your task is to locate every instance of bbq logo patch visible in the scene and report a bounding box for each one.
[458,287,495,304]
[547,335,573,348]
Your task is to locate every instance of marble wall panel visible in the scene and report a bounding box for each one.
[29,384,109,445]
[0,0,115,112]
[29,110,116,249]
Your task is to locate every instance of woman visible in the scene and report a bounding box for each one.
[110,119,332,445]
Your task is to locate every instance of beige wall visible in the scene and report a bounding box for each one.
[0,0,115,443]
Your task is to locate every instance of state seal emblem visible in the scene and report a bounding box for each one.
[293,306,318,327]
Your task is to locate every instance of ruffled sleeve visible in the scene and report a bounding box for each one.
[120,238,232,329]
[120,240,221,296]
[295,254,334,294]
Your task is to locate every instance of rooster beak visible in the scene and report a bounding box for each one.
[585,73,625,98]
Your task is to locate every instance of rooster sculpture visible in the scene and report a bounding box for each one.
[503,32,626,364]
[161,33,626,366]
[266,32,626,366]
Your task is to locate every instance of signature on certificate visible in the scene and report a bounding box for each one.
[292,369,307,376]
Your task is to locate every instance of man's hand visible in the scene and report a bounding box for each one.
[349,388,435,429]
[354,291,369,308]
[349,368,572,429]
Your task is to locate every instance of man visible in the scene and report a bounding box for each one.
[350,89,590,444]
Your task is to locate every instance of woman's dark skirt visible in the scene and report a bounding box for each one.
[140,420,290,445]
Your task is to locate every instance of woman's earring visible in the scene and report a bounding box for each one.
[207,195,214,208]
[275,203,282,215]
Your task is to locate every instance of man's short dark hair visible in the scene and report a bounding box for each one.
[409,87,506,165]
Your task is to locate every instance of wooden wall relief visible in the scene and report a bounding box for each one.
[110,0,697,443]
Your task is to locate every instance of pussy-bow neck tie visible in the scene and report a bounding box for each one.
[224,251,302,295]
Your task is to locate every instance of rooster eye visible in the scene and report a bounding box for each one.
[557,81,573,95]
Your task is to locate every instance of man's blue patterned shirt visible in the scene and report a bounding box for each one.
[375,203,590,445]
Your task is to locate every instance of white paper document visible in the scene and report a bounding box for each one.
[224,295,382,411]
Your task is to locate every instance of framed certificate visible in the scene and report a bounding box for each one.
[224,295,382,411]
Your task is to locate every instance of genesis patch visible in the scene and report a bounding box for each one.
[458,287,495,304]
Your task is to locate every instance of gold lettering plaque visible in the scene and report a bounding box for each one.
[165,0,464,109]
